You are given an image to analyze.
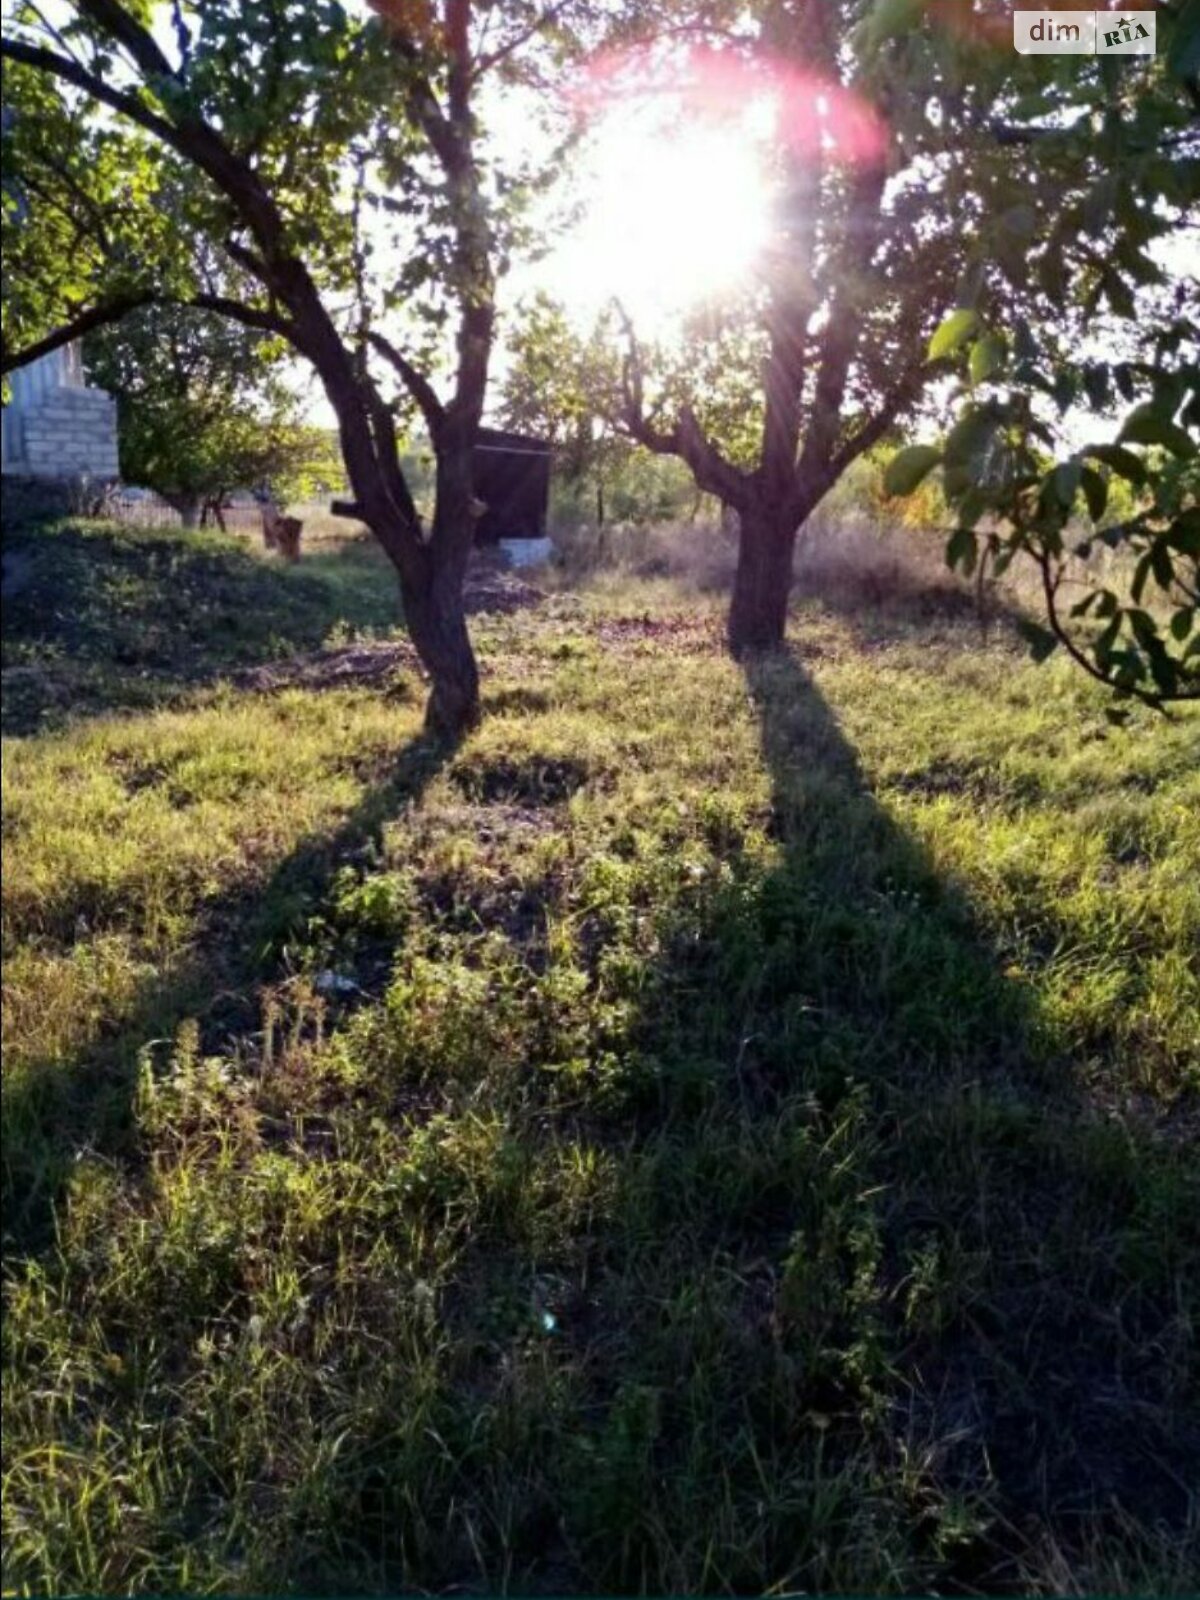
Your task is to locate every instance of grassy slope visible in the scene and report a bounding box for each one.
[2,520,1198,1595]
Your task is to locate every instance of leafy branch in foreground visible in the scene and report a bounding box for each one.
[887,318,1199,708]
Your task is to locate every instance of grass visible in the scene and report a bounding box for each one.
[1,517,397,734]
[2,518,1198,1595]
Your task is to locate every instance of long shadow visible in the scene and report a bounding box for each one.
[338,645,1196,1594]
[725,650,1197,1587]
[2,729,456,1258]
[4,632,1195,1594]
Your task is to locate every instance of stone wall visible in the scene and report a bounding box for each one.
[9,385,119,480]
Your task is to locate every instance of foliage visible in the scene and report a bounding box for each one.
[589,0,1198,650]
[84,306,344,517]
[876,0,1200,705]
[500,294,631,508]
[3,516,1198,1593]
[1,0,606,730]
[892,308,1199,708]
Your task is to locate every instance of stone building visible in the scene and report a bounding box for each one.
[1,341,119,481]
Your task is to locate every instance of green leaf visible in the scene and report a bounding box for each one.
[884,444,942,497]
[946,526,978,575]
[1079,466,1108,523]
[1082,365,1111,413]
[1150,540,1175,590]
[944,405,998,470]
[1084,444,1148,486]
[1012,319,1038,365]
[1017,618,1059,664]
[928,309,981,362]
[1050,461,1082,510]
[1170,607,1195,642]
[1119,410,1198,458]
[969,333,1007,385]
[1167,510,1200,557]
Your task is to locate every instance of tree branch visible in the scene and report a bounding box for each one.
[367,331,445,437]
[797,163,889,483]
[1034,548,1191,708]
[614,302,751,507]
[189,294,296,340]
[471,0,574,80]
[822,363,938,487]
[75,0,179,84]
[0,37,179,147]
[2,295,151,373]
[3,292,296,376]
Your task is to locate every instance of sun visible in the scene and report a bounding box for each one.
[534,99,775,331]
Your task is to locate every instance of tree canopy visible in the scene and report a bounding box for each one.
[85,305,342,523]
[2,0,1197,712]
[585,1,1198,661]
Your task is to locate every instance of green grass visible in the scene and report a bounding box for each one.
[2,520,1198,1594]
[1,517,398,734]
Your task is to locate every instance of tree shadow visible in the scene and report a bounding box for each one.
[360,644,1196,1593]
[4,631,1194,1594]
[2,729,456,1259]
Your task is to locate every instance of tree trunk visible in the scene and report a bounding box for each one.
[402,558,481,739]
[728,503,797,656]
[168,493,201,529]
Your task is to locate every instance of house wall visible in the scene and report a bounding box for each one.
[2,344,119,480]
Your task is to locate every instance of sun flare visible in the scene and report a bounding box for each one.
[538,101,775,330]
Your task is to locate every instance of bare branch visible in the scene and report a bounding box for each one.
[614,301,751,508]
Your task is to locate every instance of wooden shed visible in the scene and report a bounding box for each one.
[331,427,552,544]
[472,428,552,544]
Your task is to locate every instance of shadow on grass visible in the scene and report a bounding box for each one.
[1,729,456,1259]
[1,520,400,734]
[3,637,1195,1594]
[330,647,1196,1594]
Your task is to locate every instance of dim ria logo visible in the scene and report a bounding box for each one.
[1014,10,1156,54]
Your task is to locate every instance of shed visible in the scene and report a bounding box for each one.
[331,429,552,542]
[473,428,552,543]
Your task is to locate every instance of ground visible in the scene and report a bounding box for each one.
[2,518,1198,1595]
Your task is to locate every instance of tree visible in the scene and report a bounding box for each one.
[500,294,629,526]
[84,304,336,526]
[598,0,1198,654]
[1,0,587,736]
